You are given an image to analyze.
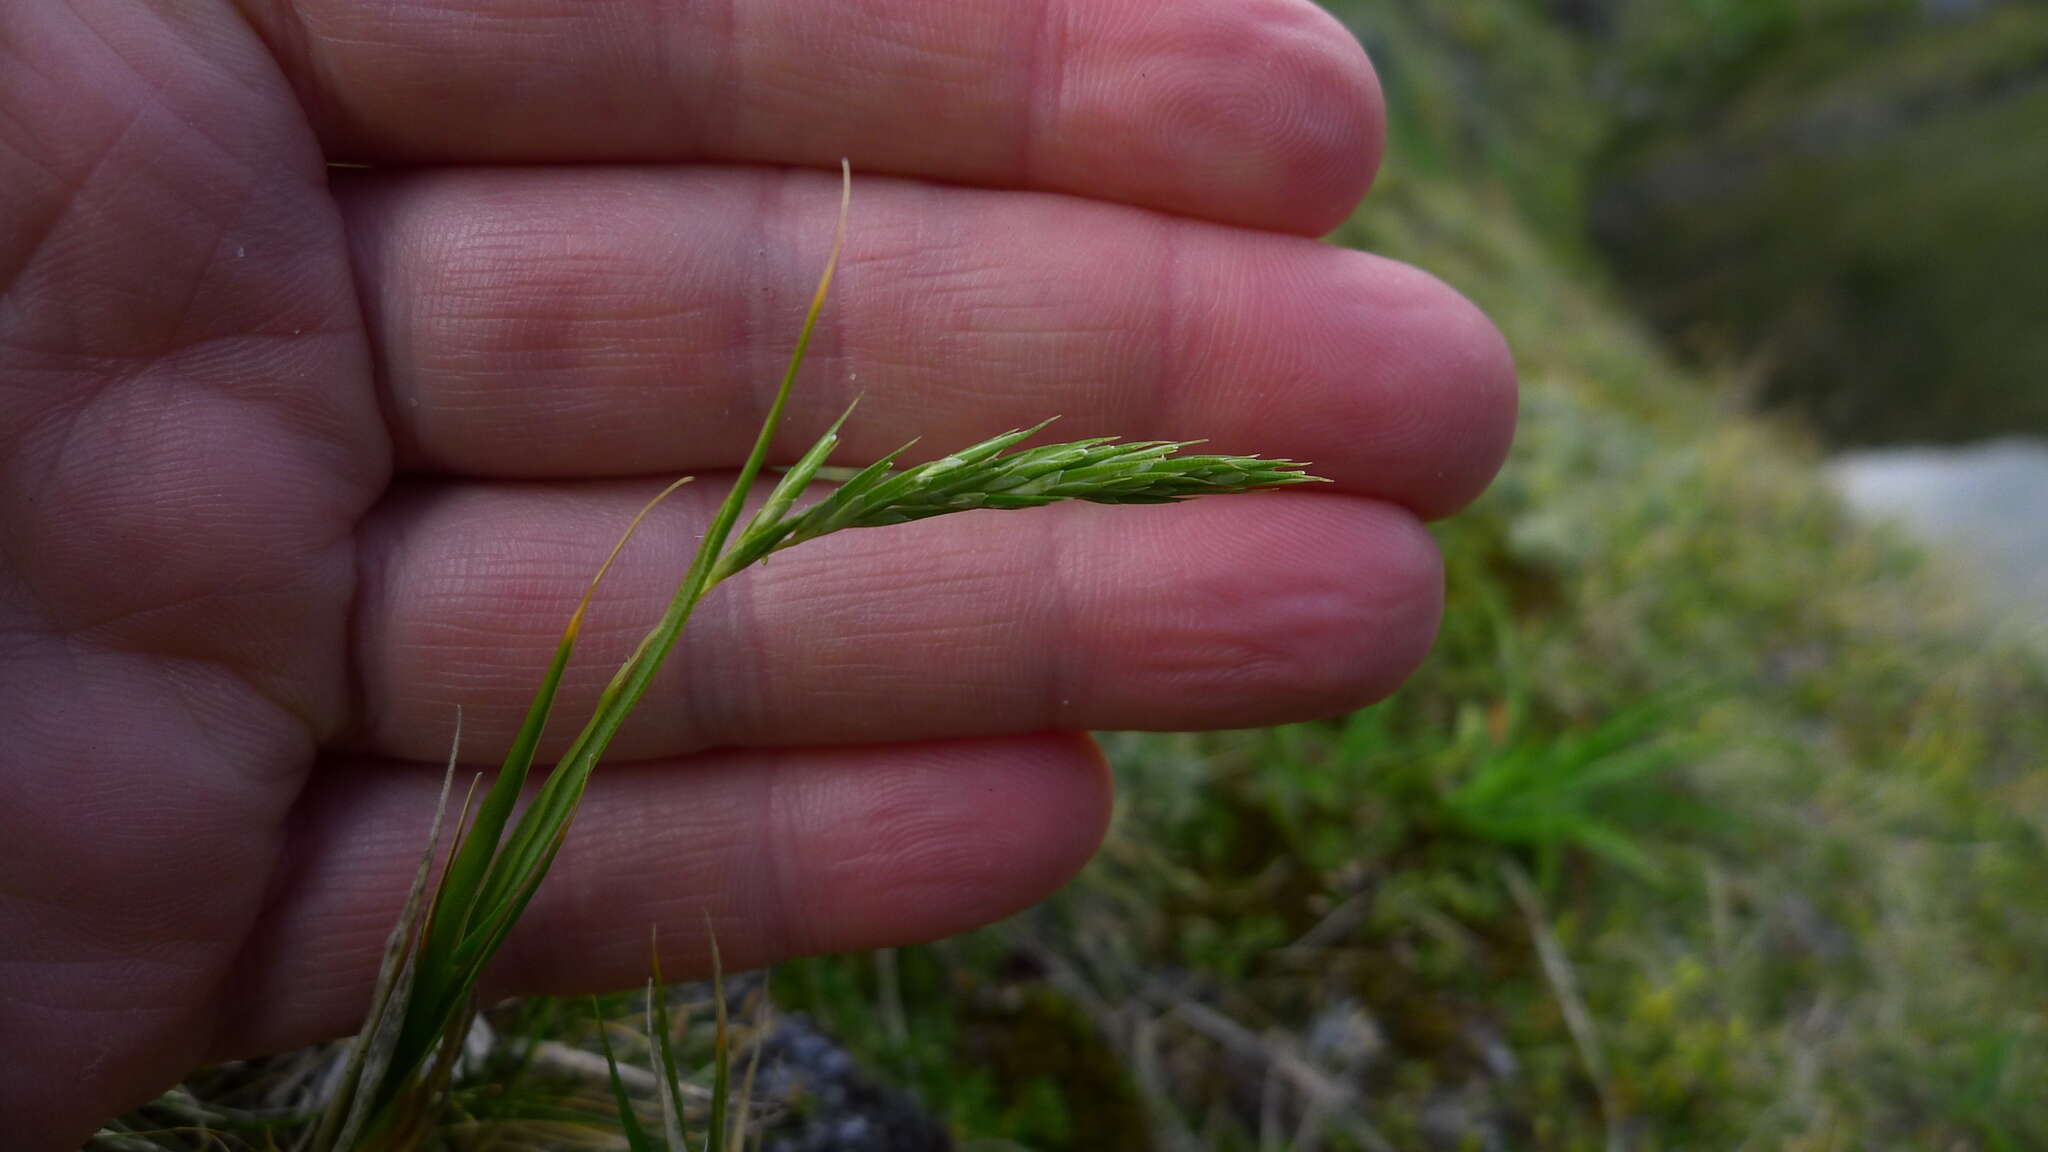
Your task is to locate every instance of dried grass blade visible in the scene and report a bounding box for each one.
[727,995,768,1152]
[307,713,462,1151]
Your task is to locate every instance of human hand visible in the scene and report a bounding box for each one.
[0,0,1513,1143]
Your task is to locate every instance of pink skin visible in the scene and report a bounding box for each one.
[0,0,1515,1145]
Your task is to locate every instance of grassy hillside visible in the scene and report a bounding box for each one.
[112,2,2048,1149]
[769,4,2048,1147]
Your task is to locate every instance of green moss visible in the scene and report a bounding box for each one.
[770,945,1152,1151]
[958,989,1151,1152]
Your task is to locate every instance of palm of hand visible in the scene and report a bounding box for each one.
[0,0,1513,1144]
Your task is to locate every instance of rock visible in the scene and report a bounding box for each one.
[1830,437,2048,653]
[754,1015,951,1152]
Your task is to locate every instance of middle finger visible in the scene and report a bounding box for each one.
[340,166,1515,520]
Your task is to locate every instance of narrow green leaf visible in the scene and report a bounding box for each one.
[636,989,681,1152]
[648,946,689,1152]
[705,923,731,1152]
[591,1005,659,1152]
[468,162,855,938]
[443,475,689,936]
[384,477,693,1098]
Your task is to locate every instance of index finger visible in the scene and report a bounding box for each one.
[235,0,1384,234]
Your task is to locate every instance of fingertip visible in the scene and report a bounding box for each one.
[1332,501,1445,706]
[1274,1,1387,234]
[773,734,1112,953]
[1387,275,1520,519]
[1310,256,1519,519]
[1056,495,1442,727]
[1223,497,1442,717]
[1051,0,1386,232]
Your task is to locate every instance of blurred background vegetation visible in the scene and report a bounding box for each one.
[120,1,2048,1149]
[1591,0,2048,445]
[764,1,2048,1146]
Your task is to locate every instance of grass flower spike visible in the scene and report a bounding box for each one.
[714,419,1324,577]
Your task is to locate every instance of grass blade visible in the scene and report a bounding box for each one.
[704,924,730,1152]
[646,971,687,1151]
[379,478,693,1107]
[592,1001,658,1152]
[432,475,692,952]
[462,162,853,947]
[643,934,692,1147]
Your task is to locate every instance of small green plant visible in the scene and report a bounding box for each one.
[591,931,765,1152]
[306,162,1322,1149]
[1442,693,1701,889]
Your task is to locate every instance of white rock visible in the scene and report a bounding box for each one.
[1830,437,2048,653]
